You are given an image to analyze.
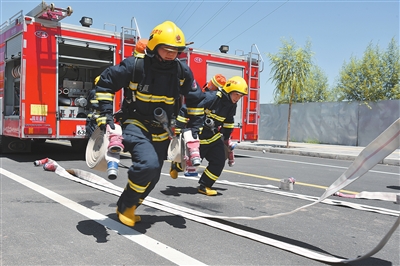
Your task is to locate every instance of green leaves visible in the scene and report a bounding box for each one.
[267,38,332,104]
[335,37,399,102]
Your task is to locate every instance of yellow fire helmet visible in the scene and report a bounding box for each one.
[222,76,248,95]
[146,21,186,53]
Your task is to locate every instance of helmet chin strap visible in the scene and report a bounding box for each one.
[155,53,175,66]
[221,90,231,101]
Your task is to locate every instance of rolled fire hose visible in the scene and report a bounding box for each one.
[12,65,21,78]
[167,130,198,171]
[85,124,123,179]
[167,132,188,167]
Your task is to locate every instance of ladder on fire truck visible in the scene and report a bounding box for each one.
[121,17,141,59]
[247,44,264,125]
[26,1,73,21]
[102,17,140,60]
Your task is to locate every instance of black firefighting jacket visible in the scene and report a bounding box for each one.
[95,55,204,134]
[177,90,236,144]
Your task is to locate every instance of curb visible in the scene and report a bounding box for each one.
[236,144,399,166]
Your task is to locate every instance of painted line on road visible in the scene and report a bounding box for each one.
[148,157,385,196]
[236,153,400,176]
[0,168,206,266]
[218,167,359,195]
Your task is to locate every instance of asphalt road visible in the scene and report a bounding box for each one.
[1,141,399,266]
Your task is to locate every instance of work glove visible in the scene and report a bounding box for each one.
[96,113,115,131]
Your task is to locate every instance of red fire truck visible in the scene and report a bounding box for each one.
[0,2,263,153]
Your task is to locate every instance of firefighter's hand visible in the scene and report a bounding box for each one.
[96,113,115,131]
[191,128,199,139]
[227,150,235,167]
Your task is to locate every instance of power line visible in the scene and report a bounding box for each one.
[186,0,232,41]
[181,1,204,27]
[175,0,194,24]
[226,0,289,44]
[198,0,259,48]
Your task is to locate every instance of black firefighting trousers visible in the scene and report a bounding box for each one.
[117,123,169,210]
[198,137,225,188]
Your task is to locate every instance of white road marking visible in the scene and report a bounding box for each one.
[236,153,400,176]
[0,168,206,266]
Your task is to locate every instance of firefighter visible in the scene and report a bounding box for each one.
[94,21,204,226]
[85,76,101,137]
[172,74,227,177]
[171,76,248,196]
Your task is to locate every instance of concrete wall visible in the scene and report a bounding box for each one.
[259,100,400,146]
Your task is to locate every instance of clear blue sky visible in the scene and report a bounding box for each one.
[1,0,398,103]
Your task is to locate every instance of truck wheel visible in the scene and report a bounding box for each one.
[49,3,55,11]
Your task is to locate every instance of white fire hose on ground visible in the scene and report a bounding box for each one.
[85,124,124,180]
[33,118,400,263]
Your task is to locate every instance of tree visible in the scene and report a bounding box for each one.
[268,38,313,147]
[274,65,333,103]
[335,38,400,102]
[381,38,400,99]
[302,66,334,102]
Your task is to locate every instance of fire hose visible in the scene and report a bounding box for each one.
[85,124,124,180]
[31,118,400,263]
[11,65,21,78]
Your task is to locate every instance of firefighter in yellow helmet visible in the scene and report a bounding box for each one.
[94,21,204,226]
[171,74,226,177]
[221,76,248,103]
[171,76,248,196]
